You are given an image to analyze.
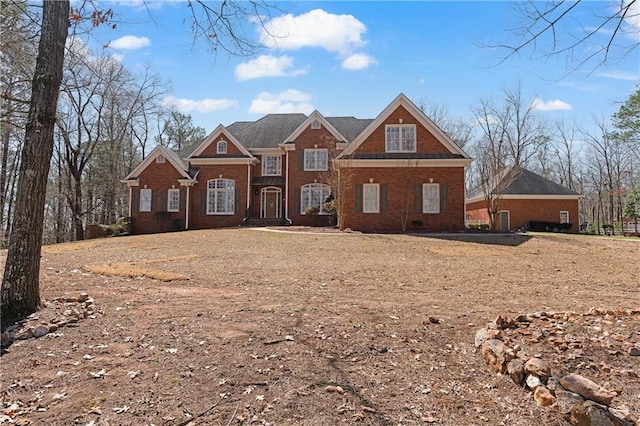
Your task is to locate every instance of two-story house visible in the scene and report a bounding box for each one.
[121,94,473,233]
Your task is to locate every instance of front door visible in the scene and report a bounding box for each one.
[499,211,510,232]
[261,187,281,219]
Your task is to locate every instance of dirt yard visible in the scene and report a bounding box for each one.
[1,229,639,425]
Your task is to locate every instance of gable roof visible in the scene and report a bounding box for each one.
[338,93,471,159]
[188,124,255,158]
[229,114,307,149]
[467,166,581,202]
[285,110,348,143]
[122,145,193,181]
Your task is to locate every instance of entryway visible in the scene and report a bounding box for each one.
[260,187,282,219]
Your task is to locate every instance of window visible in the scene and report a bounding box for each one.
[385,124,416,152]
[304,149,328,171]
[156,155,165,163]
[207,179,235,214]
[217,141,227,154]
[301,183,331,214]
[422,183,440,213]
[167,189,180,212]
[262,155,282,176]
[311,119,321,129]
[363,184,379,213]
[560,211,569,224]
[139,189,152,212]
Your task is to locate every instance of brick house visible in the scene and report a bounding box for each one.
[121,94,473,234]
[465,166,581,232]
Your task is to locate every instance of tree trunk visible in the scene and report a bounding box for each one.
[1,0,69,324]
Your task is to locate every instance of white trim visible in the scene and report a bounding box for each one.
[286,111,347,143]
[422,183,440,214]
[120,178,140,187]
[188,124,255,159]
[560,210,570,224]
[123,146,192,181]
[303,148,328,171]
[466,193,582,204]
[247,163,251,218]
[128,186,132,217]
[206,178,235,215]
[499,210,510,231]
[261,155,282,176]
[334,158,472,168]
[385,124,417,153]
[167,188,180,212]
[338,93,471,159]
[140,188,152,212]
[189,158,257,166]
[284,150,291,224]
[250,147,284,155]
[260,187,282,219]
[278,143,296,151]
[185,186,190,229]
[216,140,228,154]
[362,183,380,213]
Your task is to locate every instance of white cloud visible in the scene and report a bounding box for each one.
[596,70,640,81]
[235,55,306,81]
[248,90,314,114]
[341,53,377,70]
[163,96,239,113]
[530,98,573,111]
[623,0,640,38]
[110,35,150,50]
[260,9,367,55]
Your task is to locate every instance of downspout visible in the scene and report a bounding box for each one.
[246,162,251,222]
[128,185,132,217]
[185,185,190,229]
[284,150,292,224]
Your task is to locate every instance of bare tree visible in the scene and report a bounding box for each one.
[1,0,69,323]
[491,0,639,70]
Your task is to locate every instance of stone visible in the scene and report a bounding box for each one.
[524,357,551,382]
[17,327,34,340]
[555,389,585,415]
[481,339,510,373]
[628,347,640,356]
[33,325,49,338]
[494,315,515,330]
[569,400,634,426]
[534,386,556,407]
[506,359,524,386]
[78,292,90,302]
[474,328,500,348]
[526,374,542,391]
[560,373,616,406]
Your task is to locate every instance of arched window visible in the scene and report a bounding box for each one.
[207,179,235,214]
[217,140,227,154]
[301,183,331,215]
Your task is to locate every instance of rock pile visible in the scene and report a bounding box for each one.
[476,310,639,426]
[1,292,97,351]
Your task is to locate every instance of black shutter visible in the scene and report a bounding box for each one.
[132,189,139,213]
[201,190,207,214]
[380,184,388,213]
[441,183,448,213]
[151,190,157,212]
[294,188,301,214]
[355,184,363,213]
[161,190,167,211]
[235,189,241,215]
[179,189,186,211]
[414,184,422,213]
[298,150,304,171]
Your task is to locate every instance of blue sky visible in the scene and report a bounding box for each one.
[88,1,639,134]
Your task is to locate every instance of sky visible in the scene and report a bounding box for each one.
[85,1,639,136]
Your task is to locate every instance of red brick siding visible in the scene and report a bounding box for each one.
[339,167,465,232]
[131,160,187,234]
[199,134,245,157]
[188,164,250,229]
[352,106,452,156]
[466,198,579,232]
[286,125,340,226]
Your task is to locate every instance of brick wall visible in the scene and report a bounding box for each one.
[466,198,579,232]
[131,160,187,234]
[339,167,466,232]
[352,106,452,156]
[199,133,246,157]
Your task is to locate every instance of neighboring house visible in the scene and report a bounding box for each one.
[466,166,581,232]
[121,94,472,234]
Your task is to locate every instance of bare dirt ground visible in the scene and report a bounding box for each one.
[1,228,639,426]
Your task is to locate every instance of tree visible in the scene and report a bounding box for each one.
[624,185,640,234]
[612,84,640,163]
[494,0,639,70]
[155,111,206,152]
[1,0,69,323]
